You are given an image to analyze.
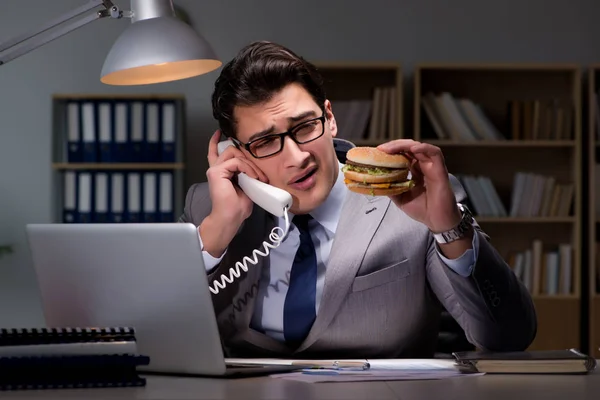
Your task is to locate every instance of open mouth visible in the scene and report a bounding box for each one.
[292,167,317,184]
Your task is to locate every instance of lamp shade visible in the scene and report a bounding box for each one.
[100,15,221,85]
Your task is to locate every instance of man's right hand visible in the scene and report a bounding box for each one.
[199,130,268,258]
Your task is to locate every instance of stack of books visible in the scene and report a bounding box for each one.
[0,327,149,391]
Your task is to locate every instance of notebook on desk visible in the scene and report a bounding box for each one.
[451,349,597,374]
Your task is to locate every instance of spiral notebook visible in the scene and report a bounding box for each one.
[0,327,148,390]
[0,327,138,357]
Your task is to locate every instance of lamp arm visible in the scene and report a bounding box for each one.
[0,0,131,66]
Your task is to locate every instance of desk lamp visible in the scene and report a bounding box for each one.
[0,0,222,85]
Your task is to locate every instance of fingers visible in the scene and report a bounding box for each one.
[377,139,418,154]
[207,130,223,167]
[207,156,268,183]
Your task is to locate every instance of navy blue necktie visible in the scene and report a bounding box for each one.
[283,214,317,345]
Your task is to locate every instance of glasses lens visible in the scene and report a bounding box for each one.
[293,118,324,144]
[249,136,282,158]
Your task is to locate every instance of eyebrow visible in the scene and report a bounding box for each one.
[247,110,318,142]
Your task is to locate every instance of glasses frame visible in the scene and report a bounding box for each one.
[231,114,326,159]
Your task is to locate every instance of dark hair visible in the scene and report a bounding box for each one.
[211,41,327,138]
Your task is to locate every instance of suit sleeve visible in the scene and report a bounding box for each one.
[177,183,225,272]
[425,226,537,352]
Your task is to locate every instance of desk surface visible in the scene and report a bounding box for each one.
[1,369,599,400]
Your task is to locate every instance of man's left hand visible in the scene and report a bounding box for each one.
[377,139,462,234]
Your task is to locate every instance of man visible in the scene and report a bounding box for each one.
[179,41,537,359]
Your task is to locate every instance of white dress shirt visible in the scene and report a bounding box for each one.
[199,162,479,341]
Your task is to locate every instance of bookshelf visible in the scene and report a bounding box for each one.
[414,63,582,351]
[313,61,403,144]
[587,66,600,358]
[51,94,186,224]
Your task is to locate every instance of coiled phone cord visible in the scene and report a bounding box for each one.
[208,207,291,295]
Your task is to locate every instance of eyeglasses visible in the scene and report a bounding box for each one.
[232,114,326,158]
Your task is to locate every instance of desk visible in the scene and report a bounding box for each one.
[1,369,598,400]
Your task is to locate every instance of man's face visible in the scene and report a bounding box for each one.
[233,83,339,214]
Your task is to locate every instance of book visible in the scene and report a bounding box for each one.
[0,327,137,357]
[452,349,597,374]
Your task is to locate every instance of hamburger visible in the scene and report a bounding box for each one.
[342,147,414,196]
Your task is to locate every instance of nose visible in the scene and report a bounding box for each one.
[282,136,310,168]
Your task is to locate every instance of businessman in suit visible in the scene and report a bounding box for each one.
[179,41,537,359]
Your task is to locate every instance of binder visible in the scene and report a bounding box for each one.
[143,172,158,222]
[126,172,141,222]
[97,101,113,162]
[76,171,93,223]
[159,171,174,222]
[145,102,160,162]
[81,101,97,162]
[130,101,144,163]
[0,327,149,391]
[452,348,597,374]
[62,171,77,223]
[66,101,82,162]
[114,102,129,162]
[110,172,125,223]
[161,101,176,162]
[93,172,109,223]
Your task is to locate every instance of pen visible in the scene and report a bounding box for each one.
[291,360,370,370]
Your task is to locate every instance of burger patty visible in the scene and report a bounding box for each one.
[342,161,404,176]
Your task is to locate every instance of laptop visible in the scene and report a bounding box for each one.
[25,223,302,377]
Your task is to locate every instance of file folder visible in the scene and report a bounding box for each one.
[66,101,82,163]
[81,102,97,162]
[161,101,176,162]
[114,102,129,163]
[97,102,113,163]
[145,102,160,162]
[130,102,144,163]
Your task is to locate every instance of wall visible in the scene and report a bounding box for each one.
[0,0,598,327]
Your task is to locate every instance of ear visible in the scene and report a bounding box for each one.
[324,99,337,138]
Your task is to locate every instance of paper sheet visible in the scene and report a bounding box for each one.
[269,369,484,383]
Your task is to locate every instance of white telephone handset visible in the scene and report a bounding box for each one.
[208,139,293,295]
[217,140,293,217]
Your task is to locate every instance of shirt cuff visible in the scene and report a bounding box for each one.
[436,230,479,277]
[198,228,226,272]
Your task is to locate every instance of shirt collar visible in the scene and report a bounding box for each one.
[280,161,347,234]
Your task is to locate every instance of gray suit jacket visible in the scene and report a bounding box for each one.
[179,178,537,359]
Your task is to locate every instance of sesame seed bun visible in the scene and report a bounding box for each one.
[346,147,410,169]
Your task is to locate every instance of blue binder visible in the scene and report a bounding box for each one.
[80,102,97,162]
[144,102,161,163]
[160,101,177,162]
[97,101,113,163]
[109,172,125,223]
[158,171,174,222]
[66,101,82,163]
[129,102,144,163]
[113,102,130,163]
[76,171,93,223]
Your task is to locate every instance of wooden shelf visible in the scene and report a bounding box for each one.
[314,61,403,140]
[423,140,575,147]
[52,93,185,100]
[587,66,600,357]
[531,295,579,300]
[52,163,185,170]
[414,63,582,352]
[475,217,575,223]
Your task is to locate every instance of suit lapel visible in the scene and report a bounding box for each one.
[297,193,391,352]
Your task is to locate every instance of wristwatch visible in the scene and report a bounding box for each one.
[432,203,475,244]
